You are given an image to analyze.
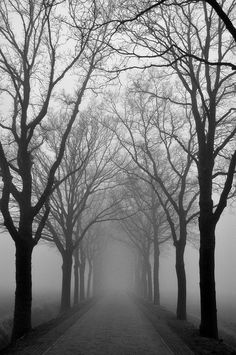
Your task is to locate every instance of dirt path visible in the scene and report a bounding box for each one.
[42,294,174,355]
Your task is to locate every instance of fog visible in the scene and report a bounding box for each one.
[99,241,134,294]
[0,207,235,324]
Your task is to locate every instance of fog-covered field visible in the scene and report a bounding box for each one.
[161,291,236,345]
[0,291,59,349]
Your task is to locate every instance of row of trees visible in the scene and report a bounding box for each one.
[0,0,235,342]
[0,0,118,341]
[36,113,120,312]
[107,0,236,338]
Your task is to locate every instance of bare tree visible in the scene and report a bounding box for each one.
[107,0,236,70]
[78,241,86,302]
[134,5,236,338]
[118,195,154,300]
[121,173,170,304]
[37,112,121,312]
[108,1,236,337]
[83,227,101,299]
[0,0,114,340]
[105,73,200,319]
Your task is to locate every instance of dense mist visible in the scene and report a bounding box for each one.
[0,207,235,325]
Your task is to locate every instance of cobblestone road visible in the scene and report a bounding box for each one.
[42,294,175,355]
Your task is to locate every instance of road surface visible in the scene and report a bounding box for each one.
[42,294,176,355]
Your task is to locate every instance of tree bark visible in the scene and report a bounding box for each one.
[79,262,85,301]
[87,261,93,298]
[60,252,73,313]
[153,238,160,305]
[141,258,148,299]
[73,249,79,306]
[11,240,34,342]
[146,259,153,301]
[93,255,101,297]
[175,241,187,320]
[136,253,143,296]
[151,193,160,305]
[198,156,218,339]
[199,214,218,338]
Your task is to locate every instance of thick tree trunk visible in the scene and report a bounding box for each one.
[199,217,218,338]
[60,252,73,313]
[146,260,153,301]
[11,240,34,342]
[153,239,160,305]
[198,158,218,339]
[73,250,79,306]
[87,261,93,298]
[175,241,187,320]
[79,263,85,301]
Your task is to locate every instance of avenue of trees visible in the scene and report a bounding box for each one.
[0,0,235,343]
[0,0,116,341]
[35,112,120,312]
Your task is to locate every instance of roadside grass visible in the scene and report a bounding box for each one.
[138,298,236,355]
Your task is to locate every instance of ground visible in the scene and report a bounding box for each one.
[139,298,236,355]
[0,295,235,355]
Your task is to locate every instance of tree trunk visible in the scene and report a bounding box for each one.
[73,249,79,306]
[153,238,160,305]
[199,217,218,338]
[60,252,73,313]
[11,240,34,342]
[151,191,161,305]
[134,254,141,295]
[137,253,143,296]
[198,158,218,339]
[146,260,153,301]
[175,241,187,320]
[87,261,93,299]
[79,263,85,301]
[93,255,100,297]
[141,258,148,299]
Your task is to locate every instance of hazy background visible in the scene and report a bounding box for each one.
[0,205,235,324]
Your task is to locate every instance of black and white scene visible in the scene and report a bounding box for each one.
[0,1,236,354]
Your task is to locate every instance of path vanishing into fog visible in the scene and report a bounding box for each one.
[42,294,192,355]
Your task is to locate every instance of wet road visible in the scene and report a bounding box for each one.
[42,294,174,355]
